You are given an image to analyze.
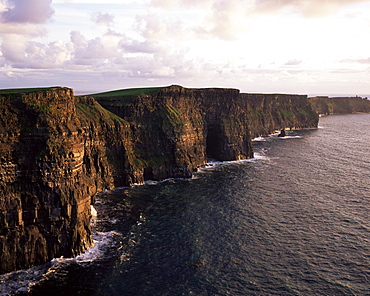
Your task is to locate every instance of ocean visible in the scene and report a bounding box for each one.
[1,113,370,295]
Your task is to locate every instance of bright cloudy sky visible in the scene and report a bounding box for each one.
[0,0,370,95]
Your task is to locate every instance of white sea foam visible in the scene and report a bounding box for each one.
[144,180,159,185]
[252,136,267,142]
[0,262,53,295]
[46,232,121,265]
[277,135,303,140]
[72,231,122,263]
[198,160,222,171]
[0,230,126,296]
[143,178,175,185]
[198,155,269,171]
[253,152,270,161]
[223,156,266,165]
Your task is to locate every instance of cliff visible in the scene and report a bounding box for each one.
[308,96,370,115]
[0,88,138,274]
[241,93,318,138]
[0,85,318,274]
[95,86,254,171]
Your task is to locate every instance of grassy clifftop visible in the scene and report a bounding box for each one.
[0,87,60,95]
[88,86,166,98]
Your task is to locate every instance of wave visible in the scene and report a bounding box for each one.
[252,136,267,142]
[253,152,271,161]
[143,176,194,185]
[68,231,123,263]
[277,135,303,140]
[198,155,270,173]
[0,263,52,296]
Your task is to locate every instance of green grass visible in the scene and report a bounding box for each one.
[76,102,128,124]
[0,87,57,94]
[157,105,184,127]
[88,86,167,98]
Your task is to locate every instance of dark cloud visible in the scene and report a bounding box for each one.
[1,0,54,24]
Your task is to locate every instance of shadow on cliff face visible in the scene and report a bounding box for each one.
[206,123,224,160]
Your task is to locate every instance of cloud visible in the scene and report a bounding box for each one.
[120,40,164,54]
[285,59,302,66]
[70,30,125,65]
[195,0,251,40]
[341,57,370,64]
[0,0,51,39]
[3,70,22,80]
[356,57,370,64]
[1,0,54,24]
[2,37,70,69]
[150,0,207,9]
[22,40,69,69]
[0,0,54,66]
[252,0,369,17]
[91,12,114,26]
[151,0,368,19]
[0,21,46,36]
[1,34,28,63]
[135,12,187,41]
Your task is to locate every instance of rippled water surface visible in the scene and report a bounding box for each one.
[2,113,370,295]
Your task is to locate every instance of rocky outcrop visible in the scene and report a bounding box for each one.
[309,96,370,115]
[0,85,318,274]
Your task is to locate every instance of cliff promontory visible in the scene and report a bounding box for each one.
[309,96,370,115]
[241,93,318,138]
[0,85,318,274]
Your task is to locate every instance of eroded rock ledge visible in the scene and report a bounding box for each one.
[0,85,318,273]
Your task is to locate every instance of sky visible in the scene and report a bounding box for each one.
[0,0,370,96]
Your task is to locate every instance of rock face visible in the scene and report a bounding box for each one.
[0,85,318,274]
[0,88,92,273]
[309,96,370,115]
[241,93,319,138]
[0,88,136,274]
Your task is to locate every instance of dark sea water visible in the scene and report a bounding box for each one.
[2,113,370,295]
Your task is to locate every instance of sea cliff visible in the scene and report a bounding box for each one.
[0,85,318,273]
[241,93,318,138]
[309,96,370,115]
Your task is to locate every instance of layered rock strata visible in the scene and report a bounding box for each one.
[0,88,137,274]
[0,85,318,273]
